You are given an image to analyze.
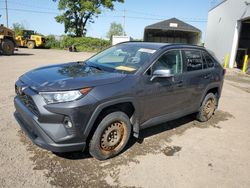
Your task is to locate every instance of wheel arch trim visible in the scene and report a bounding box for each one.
[200,84,221,107]
[83,97,140,140]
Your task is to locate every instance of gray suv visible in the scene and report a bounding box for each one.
[14,42,225,160]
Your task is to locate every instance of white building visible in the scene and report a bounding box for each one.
[112,36,131,45]
[205,0,250,68]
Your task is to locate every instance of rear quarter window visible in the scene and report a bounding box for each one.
[203,51,215,68]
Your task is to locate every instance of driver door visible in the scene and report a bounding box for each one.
[140,49,190,123]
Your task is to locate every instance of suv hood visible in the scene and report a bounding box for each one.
[19,62,127,92]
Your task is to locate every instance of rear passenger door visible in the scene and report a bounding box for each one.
[201,50,220,88]
[201,50,217,82]
[182,49,208,108]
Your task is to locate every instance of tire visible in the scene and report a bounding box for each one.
[27,41,35,49]
[196,93,217,122]
[89,111,131,160]
[1,39,14,55]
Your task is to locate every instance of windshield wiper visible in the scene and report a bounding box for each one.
[76,61,102,72]
[85,61,103,71]
[89,64,103,71]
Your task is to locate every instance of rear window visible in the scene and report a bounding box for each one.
[184,50,203,71]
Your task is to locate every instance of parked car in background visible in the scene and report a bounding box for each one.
[14,42,225,160]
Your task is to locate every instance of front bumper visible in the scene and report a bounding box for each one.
[14,97,86,152]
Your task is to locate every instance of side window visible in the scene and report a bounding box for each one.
[184,50,203,71]
[152,50,183,74]
[203,51,215,68]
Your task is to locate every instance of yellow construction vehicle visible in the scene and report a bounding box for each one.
[16,30,45,49]
[0,24,16,55]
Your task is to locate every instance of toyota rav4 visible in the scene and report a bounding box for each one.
[14,42,224,160]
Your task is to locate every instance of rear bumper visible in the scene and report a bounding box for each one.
[14,97,86,153]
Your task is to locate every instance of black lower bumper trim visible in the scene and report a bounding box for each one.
[14,111,86,153]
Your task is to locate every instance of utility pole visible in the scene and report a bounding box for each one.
[5,0,8,27]
[123,8,126,36]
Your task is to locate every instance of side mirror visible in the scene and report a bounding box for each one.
[150,69,173,81]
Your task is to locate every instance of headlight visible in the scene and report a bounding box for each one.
[40,90,83,104]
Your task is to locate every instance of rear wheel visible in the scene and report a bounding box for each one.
[196,93,216,122]
[89,111,131,160]
[27,41,35,49]
[1,39,14,55]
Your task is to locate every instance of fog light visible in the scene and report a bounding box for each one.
[63,117,73,128]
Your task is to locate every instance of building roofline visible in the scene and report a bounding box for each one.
[209,0,227,12]
[144,18,201,33]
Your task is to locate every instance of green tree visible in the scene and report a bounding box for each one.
[12,23,26,36]
[54,0,124,37]
[106,22,125,40]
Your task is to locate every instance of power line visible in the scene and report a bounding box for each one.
[124,16,207,23]
[0,0,207,23]
[0,7,207,23]
[0,8,58,15]
[116,9,166,18]
[115,9,207,22]
[0,0,57,11]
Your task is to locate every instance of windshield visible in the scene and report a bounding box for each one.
[86,43,157,74]
[24,30,35,36]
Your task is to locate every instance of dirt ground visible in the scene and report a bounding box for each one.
[0,49,250,188]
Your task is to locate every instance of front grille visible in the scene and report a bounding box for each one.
[15,85,39,116]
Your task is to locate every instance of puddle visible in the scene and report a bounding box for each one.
[194,110,234,129]
[162,146,182,156]
[18,110,234,187]
[18,130,139,188]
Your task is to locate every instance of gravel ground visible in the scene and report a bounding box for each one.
[0,49,250,188]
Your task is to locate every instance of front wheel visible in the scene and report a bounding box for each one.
[1,39,14,55]
[89,111,131,160]
[196,93,217,122]
[27,41,35,49]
